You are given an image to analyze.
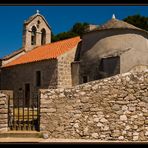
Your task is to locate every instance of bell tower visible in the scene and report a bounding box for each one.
[22,10,51,51]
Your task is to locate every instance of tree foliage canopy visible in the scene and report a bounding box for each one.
[51,22,89,42]
[123,14,148,31]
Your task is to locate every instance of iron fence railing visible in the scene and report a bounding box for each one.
[8,92,40,131]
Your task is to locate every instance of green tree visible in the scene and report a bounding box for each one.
[70,22,89,36]
[123,14,148,31]
[51,22,89,42]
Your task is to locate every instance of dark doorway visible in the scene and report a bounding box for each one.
[36,71,41,87]
[82,75,88,83]
[25,83,30,106]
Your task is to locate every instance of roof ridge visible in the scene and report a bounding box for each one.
[48,36,80,45]
[33,36,80,48]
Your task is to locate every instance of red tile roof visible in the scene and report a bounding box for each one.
[3,36,81,68]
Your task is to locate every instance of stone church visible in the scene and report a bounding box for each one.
[0,11,148,105]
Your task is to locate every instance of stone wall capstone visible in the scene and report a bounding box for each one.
[0,93,8,132]
[40,69,148,141]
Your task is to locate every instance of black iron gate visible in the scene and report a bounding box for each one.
[8,93,40,131]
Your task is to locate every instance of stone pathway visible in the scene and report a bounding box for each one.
[0,138,148,143]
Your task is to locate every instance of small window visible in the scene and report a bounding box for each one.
[82,76,88,83]
[36,71,41,87]
[37,20,40,24]
[37,20,40,28]
[19,88,22,91]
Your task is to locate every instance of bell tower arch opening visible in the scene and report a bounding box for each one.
[41,28,46,45]
[31,26,37,45]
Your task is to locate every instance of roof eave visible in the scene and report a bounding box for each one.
[2,58,57,69]
[2,48,25,60]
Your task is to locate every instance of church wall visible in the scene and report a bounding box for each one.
[57,46,78,88]
[0,59,58,100]
[120,47,148,73]
[78,29,148,83]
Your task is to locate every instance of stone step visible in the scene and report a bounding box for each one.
[0,131,42,138]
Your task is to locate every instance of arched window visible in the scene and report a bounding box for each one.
[41,28,46,45]
[31,26,37,45]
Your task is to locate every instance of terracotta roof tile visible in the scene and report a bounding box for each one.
[3,36,81,68]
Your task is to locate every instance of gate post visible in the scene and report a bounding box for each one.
[0,93,8,132]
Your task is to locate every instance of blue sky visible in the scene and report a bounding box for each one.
[0,5,148,58]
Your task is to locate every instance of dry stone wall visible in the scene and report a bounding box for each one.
[0,93,8,132]
[40,69,148,141]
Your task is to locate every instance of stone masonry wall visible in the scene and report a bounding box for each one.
[40,69,148,141]
[0,93,8,132]
[57,46,77,88]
